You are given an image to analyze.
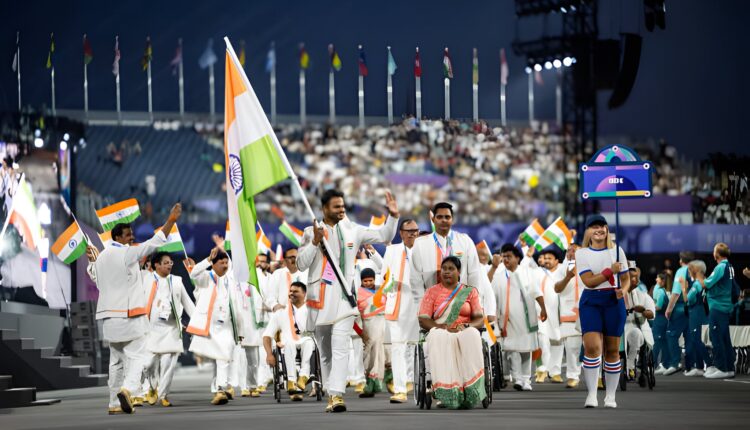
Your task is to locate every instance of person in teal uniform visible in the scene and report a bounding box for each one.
[700,243,736,379]
[652,272,672,375]
[664,252,694,375]
[684,260,711,376]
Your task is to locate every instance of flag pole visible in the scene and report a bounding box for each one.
[415,47,422,120]
[209,63,216,121]
[501,83,507,127]
[178,38,185,120]
[329,69,336,124]
[224,37,354,307]
[386,46,394,125]
[299,68,306,125]
[444,77,450,120]
[556,67,563,128]
[16,31,21,111]
[472,48,479,122]
[51,66,56,117]
[528,70,534,124]
[147,59,153,123]
[115,36,122,125]
[358,45,365,128]
[270,43,277,126]
[83,35,89,120]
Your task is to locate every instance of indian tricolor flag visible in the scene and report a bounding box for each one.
[99,230,113,248]
[476,240,489,251]
[51,222,88,264]
[224,221,232,251]
[279,220,303,246]
[224,37,290,293]
[520,219,545,247]
[8,177,42,250]
[369,214,386,229]
[533,217,573,252]
[155,224,184,253]
[256,222,272,254]
[96,198,140,231]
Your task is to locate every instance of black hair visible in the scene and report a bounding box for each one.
[321,189,345,207]
[360,268,376,280]
[441,255,462,272]
[111,223,132,241]
[500,243,523,260]
[256,252,270,262]
[151,251,171,267]
[211,250,229,264]
[398,218,417,230]
[679,251,695,265]
[432,202,454,216]
[290,281,307,293]
[284,247,298,257]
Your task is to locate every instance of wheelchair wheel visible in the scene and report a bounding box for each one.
[646,348,656,390]
[618,352,627,392]
[311,346,323,401]
[482,342,493,407]
[273,348,283,402]
[637,346,647,388]
[414,343,426,409]
[491,343,505,391]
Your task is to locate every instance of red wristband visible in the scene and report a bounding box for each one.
[601,268,614,279]
[353,322,363,336]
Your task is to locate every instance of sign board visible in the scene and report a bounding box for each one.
[580,145,653,201]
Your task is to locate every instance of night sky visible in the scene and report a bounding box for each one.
[1,0,748,159]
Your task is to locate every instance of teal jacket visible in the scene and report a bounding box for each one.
[704,260,734,313]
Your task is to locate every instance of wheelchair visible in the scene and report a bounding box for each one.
[635,343,656,390]
[413,328,493,410]
[271,334,323,403]
[491,342,506,390]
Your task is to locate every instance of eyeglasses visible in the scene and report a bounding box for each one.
[400,229,419,234]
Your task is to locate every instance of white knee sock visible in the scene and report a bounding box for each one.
[603,359,622,399]
[582,355,601,397]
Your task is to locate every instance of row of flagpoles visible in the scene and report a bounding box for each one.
[11,32,569,127]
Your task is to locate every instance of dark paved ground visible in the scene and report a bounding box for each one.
[1,367,748,430]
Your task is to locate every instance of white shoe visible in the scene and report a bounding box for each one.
[584,393,598,408]
[522,382,533,391]
[603,395,617,408]
[704,370,732,379]
[663,366,680,376]
[703,366,719,377]
[684,369,702,377]
[654,365,667,375]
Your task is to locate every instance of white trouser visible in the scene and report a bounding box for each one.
[285,337,315,381]
[214,359,230,391]
[548,340,564,376]
[562,336,582,380]
[510,352,532,386]
[390,341,414,394]
[626,327,645,371]
[537,332,551,374]
[258,361,272,387]
[315,315,355,396]
[244,346,259,389]
[348,337,366,384]
[154,353,179,399]
[229,345,247,389]
[108,336,148,408]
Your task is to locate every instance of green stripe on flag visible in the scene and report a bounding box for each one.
[279,223,301,246]
[238,194,260,293]
[63,240,88,264]
[520,232,535,247]
[159,241,185,253]
[101,211,141,231]
[239,134,290,198]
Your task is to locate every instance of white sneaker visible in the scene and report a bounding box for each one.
[603,395,617,408]
[703,366,719,378]
[654,365,667,375]
[704,370,732,379]
[522,382,533,391]
[663,366,681,376]
[685,369,703,377]
[584,393,598,408]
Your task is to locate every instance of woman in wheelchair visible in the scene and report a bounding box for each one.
[418,256,487,409]
[624,266,655,380]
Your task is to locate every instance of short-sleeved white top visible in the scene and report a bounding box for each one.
[575,246,628,290]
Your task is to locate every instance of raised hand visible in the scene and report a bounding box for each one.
[384,191,399,218]
[312,220,324,246]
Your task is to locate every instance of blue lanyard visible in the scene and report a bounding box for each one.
[433,231,453,259]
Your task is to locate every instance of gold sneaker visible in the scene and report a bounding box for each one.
[131,397,145,407]
[406,382,414,393]
[309,385,319,398]
[566,378,579,389]
[354,382,366,394]
[386,381,395,394]
[331,395,346,412]
[145,388,158,405]
[241,389,251,397]
[250,388,261,398]
[108,406,124,415]
[290,393,304,402]
[535,371,547,383]
[287,380,301,393]
[297,375,309,391]
[160,397,172,407]
[225,386,235,400]
[550,374,564,383]
[325,396,334,412]
[389,392,407,404]
[257,385,267,393]
[116,388,134,414]
[211,391,229,405]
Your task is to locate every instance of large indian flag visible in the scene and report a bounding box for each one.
[9,177,42,249]
[99,230,113,248]
[155,224,184,253]
[520,218,545,247]
[533,217,573,252]
[96,198,140,231]
[51,221,88,264]
[224,38,291,292]
[279,220,303,246]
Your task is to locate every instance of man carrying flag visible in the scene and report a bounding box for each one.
[85,203,181,415]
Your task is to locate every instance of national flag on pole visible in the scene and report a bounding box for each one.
[155,224,184,253]
[414,47,422,77]
[279,220,303,246]
[112,36,121,76]
[238,40,247,68]
[51,222,88,264]
[224,220,232,251]
[472,48,479,85]
[199,38,217,69]
[265,42,275,73]
[170,38,182,75]
[9,177,42,249]
[429,210,436,233]
[476,239,489,251]
[534,69,544,85]
[500,48,509,86]
[99,230,113,248]
[12,32,19,72]
[96,198,140,231]
[358,45,368,77]
[519,219,545,247]
[141,36,152,71]
[46,33,55,69]
[533,217,573,252]
[256,222,272,254]
[223,38,291,292]
[443,47,453,79]
[387,46,397,76]
[299,43,310,69]
[329,44,342,72]
[369,214,386,229]
[83,34,93,65]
